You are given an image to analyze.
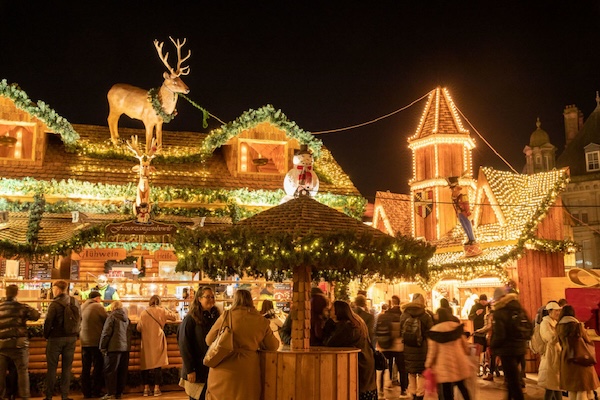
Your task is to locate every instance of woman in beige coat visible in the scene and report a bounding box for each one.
[205,289,279,400]
[137,295,178,396]
[537,301,562,400]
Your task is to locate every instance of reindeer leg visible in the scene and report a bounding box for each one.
[145,125,154,153]
[156,122,163,150]
[107,111,121,145]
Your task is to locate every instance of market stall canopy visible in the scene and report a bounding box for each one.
[174,195,435,281]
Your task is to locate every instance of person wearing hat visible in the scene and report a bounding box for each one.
[80,291,108,398]
[447,177,476,245]
[82,275,120,308]
[537,301,562,400]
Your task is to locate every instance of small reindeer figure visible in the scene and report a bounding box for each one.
[108,37,191,152]
[126,135,161,223]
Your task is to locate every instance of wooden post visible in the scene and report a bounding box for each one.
[291,264,311,350]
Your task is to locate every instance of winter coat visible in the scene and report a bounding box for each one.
[537,315,561,391]
[468,301,488,331]
[80,299,108,347]
[99,308,130,352]
[354,307,375,343]
[376,306,404,352]
[44,293,80,339]
[556,316,600,392]
[425,321,473,383]
[399,300,434,373]
[0,298,40,349]
[323,319,377,394]
[205,306,279,400]
[490,293,528,356]
[136,305,178,370]
[177,306,219,384]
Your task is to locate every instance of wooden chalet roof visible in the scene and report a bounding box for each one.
[409,87,470,140]
[237,195,388,238]
[557,100,600,177]
[429,166,570,267]
[1,124,359,196]
[372,191,412,237]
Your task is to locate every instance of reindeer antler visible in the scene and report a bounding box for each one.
[126,135,144,159]
[154,37,191,77]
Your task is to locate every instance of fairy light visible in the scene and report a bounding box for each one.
[240,142,248,172]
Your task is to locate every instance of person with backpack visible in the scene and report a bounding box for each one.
[537,301,563,400]
[0,284,41,400]
[376,295,408,396]
[399,293,433,400]
[43,280,81,400]
[490,287,533,400]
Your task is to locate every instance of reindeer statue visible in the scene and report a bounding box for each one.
[108,37,191,152]
[126,135,161,223]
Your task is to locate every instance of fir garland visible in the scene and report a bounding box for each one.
[147,88,176,123]
[0,79,79,146]
[200,105,323,160]
[26,193,45,245]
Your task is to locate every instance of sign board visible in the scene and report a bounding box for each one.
[28,259,53,279]
[0,259,26,277]
[78,248,127,260]
[105,220,178,236]
[154,250,178,261]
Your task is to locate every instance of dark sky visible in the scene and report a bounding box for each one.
[2,2,600,201]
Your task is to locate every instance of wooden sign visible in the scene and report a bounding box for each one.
[78,248,127,260]
[105,220,178,236]
[153,250,178,261]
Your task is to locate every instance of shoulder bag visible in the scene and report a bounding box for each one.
[566,323,596,367]
[203,310,234,368]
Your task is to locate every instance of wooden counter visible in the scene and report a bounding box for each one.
[260,347,360,400]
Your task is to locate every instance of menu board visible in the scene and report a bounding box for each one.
[28,260,54,279]
[0,259,26,277]
[274,283,292,312]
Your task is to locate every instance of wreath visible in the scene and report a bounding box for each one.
[147,88,176,123]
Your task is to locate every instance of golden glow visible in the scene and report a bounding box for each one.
[408,135,476,151]
[241,142,248,172]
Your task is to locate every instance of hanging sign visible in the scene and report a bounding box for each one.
[415,190,433,218]
[105,220,178,236]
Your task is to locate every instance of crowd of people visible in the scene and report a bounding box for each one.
[1,280,600,400]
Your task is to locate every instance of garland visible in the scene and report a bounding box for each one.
[0,79,79,147]
[200,105,323,160]
[147,88,176,123]
[179,93,209,128]
[26,193,45,245]
[173,227,436,282]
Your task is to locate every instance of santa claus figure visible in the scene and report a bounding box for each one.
[282,145,319,202]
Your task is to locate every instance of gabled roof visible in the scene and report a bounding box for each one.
[557,99,600,176]
[429,167,570,270]
[409,87,470,140]
[373,191,412,237]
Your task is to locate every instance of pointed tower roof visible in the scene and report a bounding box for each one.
[409,87,471,141]
[557,92,600,175]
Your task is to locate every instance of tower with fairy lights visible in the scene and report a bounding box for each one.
[408,87,476,242]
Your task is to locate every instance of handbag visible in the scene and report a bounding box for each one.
[203,310,234,368]
[566,324,596,367]
[368,338,387,371]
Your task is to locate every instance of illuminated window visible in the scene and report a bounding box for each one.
[238,139,287,174]
[0,123,36,161]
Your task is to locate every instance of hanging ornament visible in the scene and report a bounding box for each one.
[282,145,320,202]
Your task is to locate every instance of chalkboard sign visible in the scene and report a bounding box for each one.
[28,259,53,279]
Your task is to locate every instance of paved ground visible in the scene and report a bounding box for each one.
[29,374,549,400]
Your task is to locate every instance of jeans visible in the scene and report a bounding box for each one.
[408,373,425,397]
[500,355,524,400]
[45,336,77,399]
[0,347,30,399]
[383,351,408,391]
[104,352,129,396]
[440,380,471,400]
[81,346,104,397]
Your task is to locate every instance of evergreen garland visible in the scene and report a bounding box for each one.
[0,79,79,146]
[147,88,176,123]
[26,193,45,245]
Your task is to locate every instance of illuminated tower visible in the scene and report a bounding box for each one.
[408,87,476,241]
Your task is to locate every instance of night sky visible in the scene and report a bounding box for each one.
[2,2,600,201]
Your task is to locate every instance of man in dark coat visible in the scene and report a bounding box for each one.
[0,284,40,400]
[376,295,408,395]
[44,280,80,400]
[353,294,375,343]
[80,291,108,398]
[491,289,531,400]
[399,293,433,400]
